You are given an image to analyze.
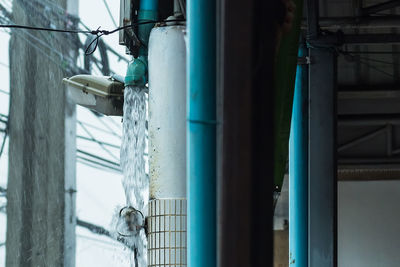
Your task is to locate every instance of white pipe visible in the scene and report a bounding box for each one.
[147,25,187,266]
[148,25,186,200]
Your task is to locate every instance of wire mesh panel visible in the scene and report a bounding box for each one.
[148,198,187,266]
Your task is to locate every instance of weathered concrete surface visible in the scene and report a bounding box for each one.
[6,0,77,266]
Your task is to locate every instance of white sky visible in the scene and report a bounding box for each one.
[0,0,134,266]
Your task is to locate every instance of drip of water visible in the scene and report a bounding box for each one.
[118,85,148,267]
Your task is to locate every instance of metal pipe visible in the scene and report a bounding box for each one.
[289,44,308,267]
[187,0,216,266]
[307,0,319,40]
[124,0,158,86]
[308,44,337,267]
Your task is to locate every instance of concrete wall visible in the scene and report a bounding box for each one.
[338,180,400,267]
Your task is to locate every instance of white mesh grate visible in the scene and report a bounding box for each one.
[148,199,187,266]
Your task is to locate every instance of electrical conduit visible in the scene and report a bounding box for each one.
[289,44,308,267]
[125,0,158,87]
[187,0,216,267]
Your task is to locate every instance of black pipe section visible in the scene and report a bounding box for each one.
[307,0,319,40]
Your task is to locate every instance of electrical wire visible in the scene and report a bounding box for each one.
[77,234,121,248]
[101,0,117,28]
[0,61,8,68]
[78,121,121,138]
[91,111,122,139]
[106,116,122,130]
[0,19,185,55]
[77,149,120,168]
[0,89,9,95]
[77,135,120,149]
[340,50,397,79]
[0,16,82,75]
[77,156,121,173]
[358,56,396,65]
[78,121,120,161]
[77,218,134,250]
[0,24,89,34]
[358,59,396,78]
[77,158,121,174]
[0,131,7,158]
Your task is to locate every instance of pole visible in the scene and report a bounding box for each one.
[6,0,77,266]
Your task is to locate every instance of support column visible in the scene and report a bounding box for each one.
[217,1,276,266]
[306,0,337,265]
[308,48,337,267]
[6,0,77,266]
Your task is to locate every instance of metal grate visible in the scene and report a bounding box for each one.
[148,198,187,266]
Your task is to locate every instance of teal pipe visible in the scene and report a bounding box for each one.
[187,0,216,266]
[289,44,308,267]
[125,0,158,86]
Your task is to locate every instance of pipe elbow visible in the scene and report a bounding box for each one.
[125,56,148,87]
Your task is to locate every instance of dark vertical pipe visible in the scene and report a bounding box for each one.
[307,0,319,40]
[306,0,337,265]
[308,48,337,267]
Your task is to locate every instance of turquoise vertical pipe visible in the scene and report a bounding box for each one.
[124,0,158,86]
[289,44,308,267]
[187,0,216,266]
[140,0,158,10]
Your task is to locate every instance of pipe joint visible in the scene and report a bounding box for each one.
[125,56,148,87]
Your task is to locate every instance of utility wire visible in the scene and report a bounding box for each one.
[76,218,134,250]
[101,0,117,28]
[77,149,120,168]
[0,16,82,75]
[358,59,395,78]
[78,121,120,161]
[358,56,396,66]
[77,156,121,173]
[77,135,120,149]
[0,131,7,159]
[91,111,122,139]
[78,121,121,137]
[77,158,121,174]
[0,24,89,33]
[0,61,8,68]
[0,19,186,55]
[77,234,122,249]
[0,89,9,95]
[340,50,396,79]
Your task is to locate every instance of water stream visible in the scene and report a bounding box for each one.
[116,85,148,267]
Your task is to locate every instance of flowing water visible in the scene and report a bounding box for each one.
[116,85,148,267]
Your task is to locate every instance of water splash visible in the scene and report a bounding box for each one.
[118,86,148,266]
